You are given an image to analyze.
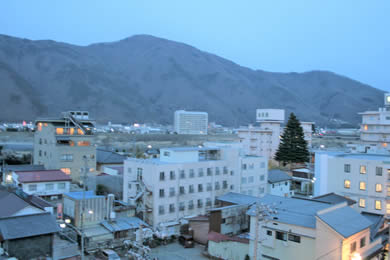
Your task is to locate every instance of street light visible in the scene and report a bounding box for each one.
[88,210,93,215]
[351,252,361,260]
[147,145,152,149]
[65,218,71,224]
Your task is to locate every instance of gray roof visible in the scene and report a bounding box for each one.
[97,149,126,164]
[3,164,45,173]
[317,206,372,238]
[217,192,261,205]
[246,195,332,229]
[161,146,219,152]
[64,191,103,200]
[0,190,32,218]
[312,193,356,206]
[0,213,60,240]
[101,217,148,232]
[268,169,292,183]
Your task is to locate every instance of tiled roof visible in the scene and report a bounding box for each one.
[14,170,71,183]
[317,206,372,238]
[268,169,292,183]
[0,190,32,218]
[97,149,126,164]
[0,213,59,240]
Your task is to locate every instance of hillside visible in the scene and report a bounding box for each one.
[0,34,384,126]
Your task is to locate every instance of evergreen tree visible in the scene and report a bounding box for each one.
[275,113,309,165]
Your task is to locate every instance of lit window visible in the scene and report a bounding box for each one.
[344,180,351,189]
[37,122,42,131]
[359,182,366,190]
[360,165,366,174]
[376,183,382,192]
[364,125,368,131]
[386,203,390,214]
[77,141,90,146]
[359,199,365,208]
[375,200,382,210]
[69,128,75,135]
[77,128,84,135]
[61,168,71,175]
[56,128,64,135]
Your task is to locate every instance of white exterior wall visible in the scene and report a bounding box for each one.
[360,109,390,147]
[208,240,249,260]
[256,109,285,122]
[174,110,208,135]
[268,180,292,197]
[314,152,389,215]
[239,156,268,197]
[15,178,70,197]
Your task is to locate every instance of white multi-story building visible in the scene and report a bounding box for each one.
[174,110,208,135]
[359,93,390,149]
[314,151,390,215]
[238,109,313,160]
[123,143,267,228]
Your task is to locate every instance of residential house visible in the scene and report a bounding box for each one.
[267,169,293,197]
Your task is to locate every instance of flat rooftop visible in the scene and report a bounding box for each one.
[162,146,220,152]
[316,151,390,161]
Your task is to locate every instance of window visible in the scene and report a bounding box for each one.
[180,170,185,179]
[260,175,265,181]
[215,182,220,190]
[60,154,73,162]
[387,203,390,214]
[164,151,170,156]
[241,177,247,184]
[288,234,301,243]
[360,165,366,174]
[249,176,254,183]
[249,163,254,169]
[77,141,90,146]
[189,169,195,178]
[344,180,351,189]
[159,189,165,198]
[359,182,366,190]
[259,187,265,194]
[39,138,42,144]
[159,172,165,181]
[179,202,185,211]
[169,187,175,197]
[375,200,382,210]
[266,230,272,236]
[207,168,212,176]
[376,183,383,192]
[242,164,247,170]
[260,162,265,168]
[45,183,54,190]
[127,168,132,173]
[376,167,383,176]
[206,198,212,207]
[158,205,164,215]
[179,186,185,195]
[39,150,42,157]
[350,241,356,253]
[197,199,203,208]
[189,185,194,193]
[198,184,203,192]
[58,183,66,189]
[128,183,132,189]
[28,184,37,191]
[188,200,194,210]
[207,183,212,191]
[61,168,71,175]
[360,237,366,248]
[198,168,204,177]
[223,181,228,189]
[169,204,175,213]
[223,166,228,174]
[215,167,220,175]
[275,231,287,241]
[344,164,351,173]
[56,128,64,135]
[170,171,175,180]
[359,199,366,208]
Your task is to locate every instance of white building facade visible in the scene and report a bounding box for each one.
[123,144,267,228]
[174,110,208,135]
[314,151,390,215]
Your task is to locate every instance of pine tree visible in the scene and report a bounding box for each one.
[274,113,309,165]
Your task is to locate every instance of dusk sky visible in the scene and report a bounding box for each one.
[1,1,388,91]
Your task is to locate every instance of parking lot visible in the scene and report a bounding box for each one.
[149,242,208,260]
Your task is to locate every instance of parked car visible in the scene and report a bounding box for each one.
[100,249,121,260]
[178,234,194,248]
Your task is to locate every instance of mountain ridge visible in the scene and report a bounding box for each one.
[0,34,384,126]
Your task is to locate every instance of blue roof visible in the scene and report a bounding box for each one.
[268,169,292,183]
[316,151,390,161]
[317,206,372,238]
[101,217,148,232]
[64,191,103,200]
[162,146,220,152]
[217,192,260,205]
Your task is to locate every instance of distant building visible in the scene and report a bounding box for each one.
[174,110,208,135]
[33,111,96,183]
[359,93,390,148]
[314,151,390,216]
[96,148,126,172]
[267,169,293,197]
[11,169,71,200]
[238,109,313,161]
[123,143,268,228]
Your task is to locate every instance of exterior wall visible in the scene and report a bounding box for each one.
[314,152,389,215]
[315,217,343,260]
[239,156,268,197]
[13,206,44,216]
[360,109,390,147]
[208,240,249,260]
[256,109,285,122]
[268,180,292,197]
[5,234,54,259]
[174,110,208,135]
[33,121,96,183]
[17,179,71,197]
[301,122,314,147]
[248,216,316,260]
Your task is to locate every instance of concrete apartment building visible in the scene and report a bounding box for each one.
[314,151,390,216]
[33,111,96,183]
[217,192,384,260]
[123,143,267,228]
[174,110,208,135]
[359,93,390,149]
[238,109,313,160]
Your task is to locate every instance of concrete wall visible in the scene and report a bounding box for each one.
[315,217,342,260]
[19,179,70,196]
[5,234,53,259]
[268,180,292,197]
[189,220,209,245]
[208,240,249,260]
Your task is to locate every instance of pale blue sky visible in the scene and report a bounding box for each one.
[1,1,389,91]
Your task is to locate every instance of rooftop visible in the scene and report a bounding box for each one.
[268,169,292,183]
[0,190,35,218]
[101,217,148,232]
[161,146,219,152]
[208,231,249,244]
[317,206,372,238]
[312,193,356,206]
[3,164,45,173]
[64,191,103,200]
[316,151,390,161]
[97,149,127,164]
[14,170,72,183]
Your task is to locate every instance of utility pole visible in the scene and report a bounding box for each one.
[253,202,275,260]
[79,155,88,260]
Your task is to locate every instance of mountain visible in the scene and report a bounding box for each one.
[0,34,384,126]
